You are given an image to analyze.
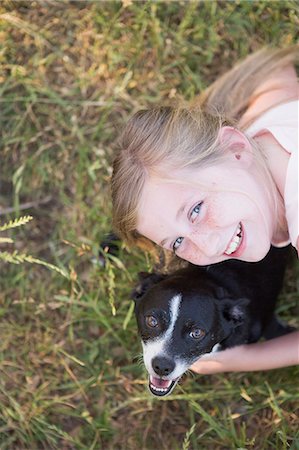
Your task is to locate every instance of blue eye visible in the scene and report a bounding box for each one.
[190,202,203,222]
[172,202,203,252]
[173,236,184,251]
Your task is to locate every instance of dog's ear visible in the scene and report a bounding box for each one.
[131,272,166,302]
[220,298,250,327]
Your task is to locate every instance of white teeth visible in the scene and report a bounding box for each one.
[228,241,238,253]
[150,384,169,393]
[225,224,242,255]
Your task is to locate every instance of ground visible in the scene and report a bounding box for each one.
[0,1,298,449]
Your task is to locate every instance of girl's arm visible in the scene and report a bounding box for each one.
[191,331,299,374]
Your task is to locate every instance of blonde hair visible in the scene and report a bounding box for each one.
[111,46,298,251]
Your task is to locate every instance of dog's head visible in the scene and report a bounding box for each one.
[132,270,249,397]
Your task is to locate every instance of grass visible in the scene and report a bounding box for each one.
[0,0,298,448]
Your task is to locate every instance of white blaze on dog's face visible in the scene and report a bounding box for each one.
[141,293,222,396]
[133,272,248,397]
[138,289,224,397]
[142,294,182,370]
[141,294,188,391]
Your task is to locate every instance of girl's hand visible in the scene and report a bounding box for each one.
[190,331,299,374]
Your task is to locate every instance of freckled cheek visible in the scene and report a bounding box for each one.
[180,243,206,265]
[180,249,200,264]
[203,197,231,228]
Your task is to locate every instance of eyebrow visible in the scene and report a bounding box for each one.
[159,202,187,248]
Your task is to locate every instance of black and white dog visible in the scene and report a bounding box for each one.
[131,245,294,397]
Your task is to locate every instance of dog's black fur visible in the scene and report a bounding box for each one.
[131,245,294,396]
[99,234,294,396]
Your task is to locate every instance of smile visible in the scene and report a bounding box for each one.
[225,223,243,256]
[149,375,179,397]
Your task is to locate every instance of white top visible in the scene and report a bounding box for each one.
[247,100,299,254]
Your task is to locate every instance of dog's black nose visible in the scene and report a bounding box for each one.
[152,356,175,377]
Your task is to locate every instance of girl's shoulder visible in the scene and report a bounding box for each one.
[239,65,298,129]
[246,99,298,155]
[242,64,298,254]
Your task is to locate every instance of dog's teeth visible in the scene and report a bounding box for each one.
[150,384,168,393]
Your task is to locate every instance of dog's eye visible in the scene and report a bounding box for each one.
[145,315,158,328]
[189,328,205,339]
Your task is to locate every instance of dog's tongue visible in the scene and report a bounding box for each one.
[150,376,171,388]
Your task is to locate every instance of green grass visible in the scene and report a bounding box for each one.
[0,1,298,448]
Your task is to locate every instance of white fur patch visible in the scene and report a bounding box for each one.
[199,343,221,360]
[211,343,221,353]
[142,294,181,376]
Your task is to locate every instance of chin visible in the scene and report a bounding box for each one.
[248,243,272,262]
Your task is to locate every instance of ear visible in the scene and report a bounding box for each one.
[220,298,250,328]
[131,272,166,302]
[217,126,253,168]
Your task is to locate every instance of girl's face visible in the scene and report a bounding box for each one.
[137,157,276,265]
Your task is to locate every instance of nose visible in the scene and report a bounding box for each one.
[189,231,221,257]
[152,356,175,377]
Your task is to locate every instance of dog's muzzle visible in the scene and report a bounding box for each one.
[149,356,179,397]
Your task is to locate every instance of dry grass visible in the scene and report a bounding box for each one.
[0,1,298,449]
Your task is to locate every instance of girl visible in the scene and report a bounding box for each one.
[111,47,299,373]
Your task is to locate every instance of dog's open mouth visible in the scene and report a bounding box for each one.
[149,375,179,397]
